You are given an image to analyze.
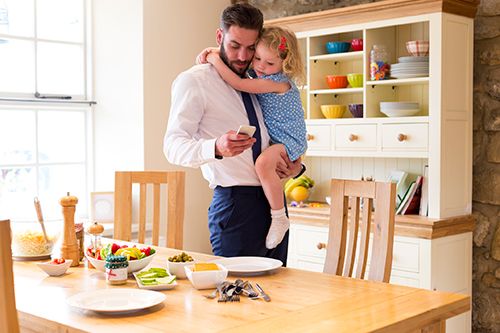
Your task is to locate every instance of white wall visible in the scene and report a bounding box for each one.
[92,0,144,190]
[93,0,229,253]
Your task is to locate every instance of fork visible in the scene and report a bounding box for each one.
[203,289,218,299]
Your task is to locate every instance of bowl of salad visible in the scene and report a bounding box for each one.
[85,243,156,273]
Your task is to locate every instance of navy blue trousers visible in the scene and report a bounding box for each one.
[208,186,288,265]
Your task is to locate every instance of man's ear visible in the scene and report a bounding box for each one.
[216,28,223,46]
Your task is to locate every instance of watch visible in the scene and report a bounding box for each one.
[293,164,306,179]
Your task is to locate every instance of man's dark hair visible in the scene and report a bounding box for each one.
[221,3,263,33]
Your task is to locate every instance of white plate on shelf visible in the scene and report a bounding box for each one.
[398,56,429,63]
[212,256,282,275]
[133,272,177,291]
[381,109,420,117]
[66,289,165,314]
[390,73,429,79]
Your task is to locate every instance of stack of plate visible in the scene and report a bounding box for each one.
[390,56,429,79]
[380,102,420,117]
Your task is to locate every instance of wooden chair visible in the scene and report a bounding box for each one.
[0,219,20,333]
[113,171,185,248]
[324,179,397,283]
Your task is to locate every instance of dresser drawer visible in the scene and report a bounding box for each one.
[294,224,328,259]
[381,123,428,151]
[335,124,377,150]
[306,125,331,151]
[392,238,420,273]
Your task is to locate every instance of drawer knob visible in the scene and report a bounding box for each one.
[307,134,315,141]
[397,133,407,142]
[317,242,327,250]
[348,134,358,142]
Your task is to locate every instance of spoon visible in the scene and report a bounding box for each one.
[34,197,49,243]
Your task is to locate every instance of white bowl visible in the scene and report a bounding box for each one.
[184,263,228,290]
[36,259,73,276]
[380,102,419,110]
[381,109,420,117]
[325,196,331,205]
[85,253,156,273]
[167,260,194,279]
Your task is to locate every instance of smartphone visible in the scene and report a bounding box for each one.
[236,125,256,137]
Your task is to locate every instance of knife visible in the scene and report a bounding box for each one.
[255,283,271,302]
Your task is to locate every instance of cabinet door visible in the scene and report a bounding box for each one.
[306,125,331,151]
[381,123,428,151]
[335,124,377,150]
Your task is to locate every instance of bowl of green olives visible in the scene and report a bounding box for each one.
[167,252,194,279]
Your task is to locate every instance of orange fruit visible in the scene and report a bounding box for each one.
[290,186,309,202]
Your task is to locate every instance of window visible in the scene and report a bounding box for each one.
[0,0,91,221]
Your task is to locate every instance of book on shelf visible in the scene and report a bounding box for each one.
[387,170,408,207]
[396,181,415,215]
[397,176,423,215]
[419,165,429,216]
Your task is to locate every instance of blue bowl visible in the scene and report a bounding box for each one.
[325,41,351,54]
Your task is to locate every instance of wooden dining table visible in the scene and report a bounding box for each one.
[13,240,470,333]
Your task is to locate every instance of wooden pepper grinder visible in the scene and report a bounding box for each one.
[60,192,80,267]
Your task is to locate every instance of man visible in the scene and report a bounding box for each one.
[164,3,302,263]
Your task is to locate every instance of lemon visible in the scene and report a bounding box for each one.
[290,186,309,202]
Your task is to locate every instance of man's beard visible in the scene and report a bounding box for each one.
[220,43,250,76]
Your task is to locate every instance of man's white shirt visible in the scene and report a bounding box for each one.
[164,64,270,189]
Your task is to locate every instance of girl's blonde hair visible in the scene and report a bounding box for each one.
[259,25,305,85]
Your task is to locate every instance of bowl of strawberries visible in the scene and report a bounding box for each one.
[85,242,156,273]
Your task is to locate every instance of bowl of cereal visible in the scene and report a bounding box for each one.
[11,220,61,259]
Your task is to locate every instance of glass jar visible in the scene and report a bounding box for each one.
[370,45,391,80]
[105,254,128,285]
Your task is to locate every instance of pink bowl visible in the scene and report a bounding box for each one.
[326,75,348,89]
[406,40,429,56]
[351,38,363,51]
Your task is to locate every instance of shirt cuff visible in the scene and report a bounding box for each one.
[201,138,219,162]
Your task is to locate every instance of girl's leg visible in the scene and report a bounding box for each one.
[255,144,289,249]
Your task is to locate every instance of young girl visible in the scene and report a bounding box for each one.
[202,26,307,249]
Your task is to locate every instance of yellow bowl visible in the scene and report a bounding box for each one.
[347,73,363,88]
[321,105,346,118]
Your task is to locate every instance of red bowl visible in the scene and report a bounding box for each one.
[351,38,363,51]
[326,75,348,89]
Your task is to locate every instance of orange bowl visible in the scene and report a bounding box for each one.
[326,75,348,89]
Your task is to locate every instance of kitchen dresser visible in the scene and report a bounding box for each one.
[267,0,479,332]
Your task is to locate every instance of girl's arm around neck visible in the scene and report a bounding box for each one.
[207,53,290,94]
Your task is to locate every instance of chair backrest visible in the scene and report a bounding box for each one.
[113,171,185,248]
[0,219,20,333]
[324,179,396,282]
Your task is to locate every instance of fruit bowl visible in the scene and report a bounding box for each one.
[37,259,73,277]
[321,104,346,119]
[86,252,156,273]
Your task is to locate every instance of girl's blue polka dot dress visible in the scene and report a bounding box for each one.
[256,72,307,161]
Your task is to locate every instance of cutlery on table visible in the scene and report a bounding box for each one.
[255,283,271,302]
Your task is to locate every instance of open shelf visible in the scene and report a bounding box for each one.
[366,77,429,86]
[310,88,363,95]
[310,51,363,62]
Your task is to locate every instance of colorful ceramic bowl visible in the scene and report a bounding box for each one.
[348,104,364,118]
[347,73,363,88]
[351,38,363,51]
[406,40,429,57]
[325,41,350,54]
[326,75,348,89]
[321,105,346,119]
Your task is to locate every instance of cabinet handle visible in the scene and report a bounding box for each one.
[397,133,407,142]
[317,242,327,250]
[307,134,315,141]
[348,134,358,142]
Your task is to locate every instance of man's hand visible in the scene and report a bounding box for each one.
[276,152,302,179]
[215,131,256,158]
[196,47,220,65]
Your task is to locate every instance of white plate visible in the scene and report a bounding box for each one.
[398,56,429,63]
[390,73,429,79]
[212,256,282,275]
[381,109,420,117]
[67,288,165,314]
[12,253,51,261]
[133,272,178,291]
